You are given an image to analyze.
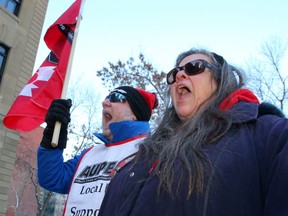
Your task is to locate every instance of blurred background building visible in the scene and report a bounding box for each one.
[0,0,49,214]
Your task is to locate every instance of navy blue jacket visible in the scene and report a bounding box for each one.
[99,102,288,216]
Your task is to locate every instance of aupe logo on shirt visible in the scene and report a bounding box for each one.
[74,161,118,184]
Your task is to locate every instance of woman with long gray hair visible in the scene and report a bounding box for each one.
[99,48,288,216]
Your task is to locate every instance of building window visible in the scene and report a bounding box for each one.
[0,43,9,84]
[0,0,22,16]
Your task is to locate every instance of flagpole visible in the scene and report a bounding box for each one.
[51,0,86,147]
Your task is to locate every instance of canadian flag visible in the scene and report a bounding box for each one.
[3,0,82,131]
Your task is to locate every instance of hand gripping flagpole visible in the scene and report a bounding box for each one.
[51,0,86,147]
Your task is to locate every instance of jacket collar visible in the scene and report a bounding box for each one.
[219,89,260,124]
[219,88,259,111]
[94,120,150,144]
[228,101,259,123]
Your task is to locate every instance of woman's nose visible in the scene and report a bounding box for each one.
[175,70,188,83]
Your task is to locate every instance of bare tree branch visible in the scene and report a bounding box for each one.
[246,36,288,113]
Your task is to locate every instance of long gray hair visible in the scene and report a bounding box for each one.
[136,48,246,198]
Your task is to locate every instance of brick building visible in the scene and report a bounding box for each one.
[6,127,67,216]
[6,127,43,216]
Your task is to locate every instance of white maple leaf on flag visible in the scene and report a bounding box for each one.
[19,66,56,97]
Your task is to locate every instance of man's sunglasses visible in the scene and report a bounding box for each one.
[166,59,213,85]
[105,92,127,103]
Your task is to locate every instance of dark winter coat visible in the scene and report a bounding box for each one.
[99,102,288,216]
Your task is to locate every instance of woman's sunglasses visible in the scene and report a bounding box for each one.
[166,59,213,85]
[105,92,127,103]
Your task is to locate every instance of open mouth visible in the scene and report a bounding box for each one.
[103,111,112,123]
[178,86,191,96]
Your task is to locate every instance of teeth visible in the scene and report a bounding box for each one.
[178,86,189,95]
[178,86,184,93]
[104,112,112,121]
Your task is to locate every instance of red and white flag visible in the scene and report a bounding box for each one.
[3,0,82,131]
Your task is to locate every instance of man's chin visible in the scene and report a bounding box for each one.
[102,129,112,140]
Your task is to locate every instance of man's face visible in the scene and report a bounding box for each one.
[101,93,136,141]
